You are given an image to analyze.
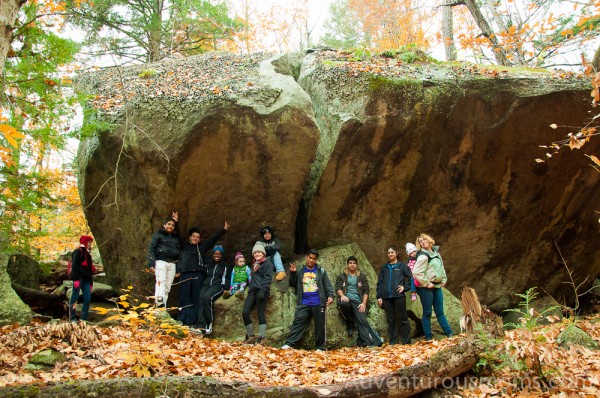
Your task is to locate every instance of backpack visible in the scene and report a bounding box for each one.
[416,249,445,284]
[67,247,84,278]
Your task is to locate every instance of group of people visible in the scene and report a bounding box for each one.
[68,212,454,350]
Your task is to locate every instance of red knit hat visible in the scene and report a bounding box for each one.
[80,236,94,246]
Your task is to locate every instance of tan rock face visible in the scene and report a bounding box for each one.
[78,50,600,312]
[301,57,600,311]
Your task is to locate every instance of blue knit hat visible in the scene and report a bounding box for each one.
[212,244,224,254]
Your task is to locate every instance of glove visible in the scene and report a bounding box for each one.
[257,291,266,301]
[90,283,93,292]
[73,280,80,289]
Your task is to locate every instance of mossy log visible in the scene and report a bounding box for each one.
[12,283,66,317]
[0,339,480,398]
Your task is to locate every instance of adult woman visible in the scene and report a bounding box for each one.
[242,243,274,344]
[413,233,454,340]
[376,246,412,345]
[69,235,95,322]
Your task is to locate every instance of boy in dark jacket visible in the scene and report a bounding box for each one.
[148,212,180,307]
[257,226,286,281]
[281,249,334,351]
[176,221,229,325]
[195,245,230,334]
[336,256,382,347]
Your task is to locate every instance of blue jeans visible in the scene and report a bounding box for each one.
[69,279,92,321]
[273,251,284,273]
[417,286,453,339]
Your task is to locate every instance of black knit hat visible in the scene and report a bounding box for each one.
[260,226,273,236]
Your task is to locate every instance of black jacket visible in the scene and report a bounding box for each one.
[204,259,230,289]
[71,246,94,282]
[335,270,370,302]
[147,228,180,268]
[289,264,334,306]
[247,257,274,295]
[376,262,412,299]
[177,228,227,274]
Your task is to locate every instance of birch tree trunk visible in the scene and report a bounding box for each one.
[0,0,25,75]
[441,0,457,61]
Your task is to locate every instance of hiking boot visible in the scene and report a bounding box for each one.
[244,335,256,344]
[223,291,231,299]
[235,290,244,299]
[255,336,264,345]
[275,271,286,281]
[155,298,165,308]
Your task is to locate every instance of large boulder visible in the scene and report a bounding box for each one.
[0,254,33,326]
[296,51,600,312]
[77,50,600,313]
[75,52,320,293]
[6,253,42,289]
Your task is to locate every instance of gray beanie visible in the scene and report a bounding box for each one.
[252,242,266,255]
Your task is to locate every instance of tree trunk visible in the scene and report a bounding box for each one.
[147,0,164,63]
[441,0,457,61]
[461,0,512,66]
[592,43,600,72]
[0,339,481,397]
[0,0,25,75]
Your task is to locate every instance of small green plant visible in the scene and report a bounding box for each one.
[503,287,561,330]
[138,68,158,79]
[473,323,521,376]
[350,48,372,62]
[379,45,432,64]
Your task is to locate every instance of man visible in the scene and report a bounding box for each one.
[281,249,334,351]
[176,221,229,326]
[336,256,383,347]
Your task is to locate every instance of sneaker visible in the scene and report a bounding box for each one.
[223,291,231,299]
[281,344,292,350]
[315,349,324,352]
[275,271,286,281]
[204,322,212,335]
[155,298,165,308]
[255,336,264,345]
[411,293,417,301]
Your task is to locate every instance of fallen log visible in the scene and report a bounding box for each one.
[12,283,66,317]
[0,338,480,398]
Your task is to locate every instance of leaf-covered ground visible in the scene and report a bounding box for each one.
[0,315,599,397]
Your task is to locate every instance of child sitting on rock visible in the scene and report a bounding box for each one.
[223,252,251,299]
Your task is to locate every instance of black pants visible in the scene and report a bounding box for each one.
[177,271,205,325]
[242,291,268,326]
[284,304,327,350]
[382,296,411,344]
[196,284,223,328]
[338,300,382,347]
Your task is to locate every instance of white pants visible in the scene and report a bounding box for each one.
[155,260,176,305]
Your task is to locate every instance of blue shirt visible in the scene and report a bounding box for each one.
[301,266,320,305]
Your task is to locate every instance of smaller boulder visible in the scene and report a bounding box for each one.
[26,349,66,371]
[557,324,599,350]
[7,253,42,289]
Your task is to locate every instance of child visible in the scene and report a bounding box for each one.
[405,242,419,301]
[223,252,251,299]
[242,243,274,344]
[257,226,286,281]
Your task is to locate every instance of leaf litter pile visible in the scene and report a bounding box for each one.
[1,315,600,396]
[0,318,456,387]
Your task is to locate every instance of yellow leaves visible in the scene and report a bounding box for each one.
[0,124,24,148]
[586,154,600,167]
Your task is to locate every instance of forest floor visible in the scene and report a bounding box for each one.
[0,311,599,397]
